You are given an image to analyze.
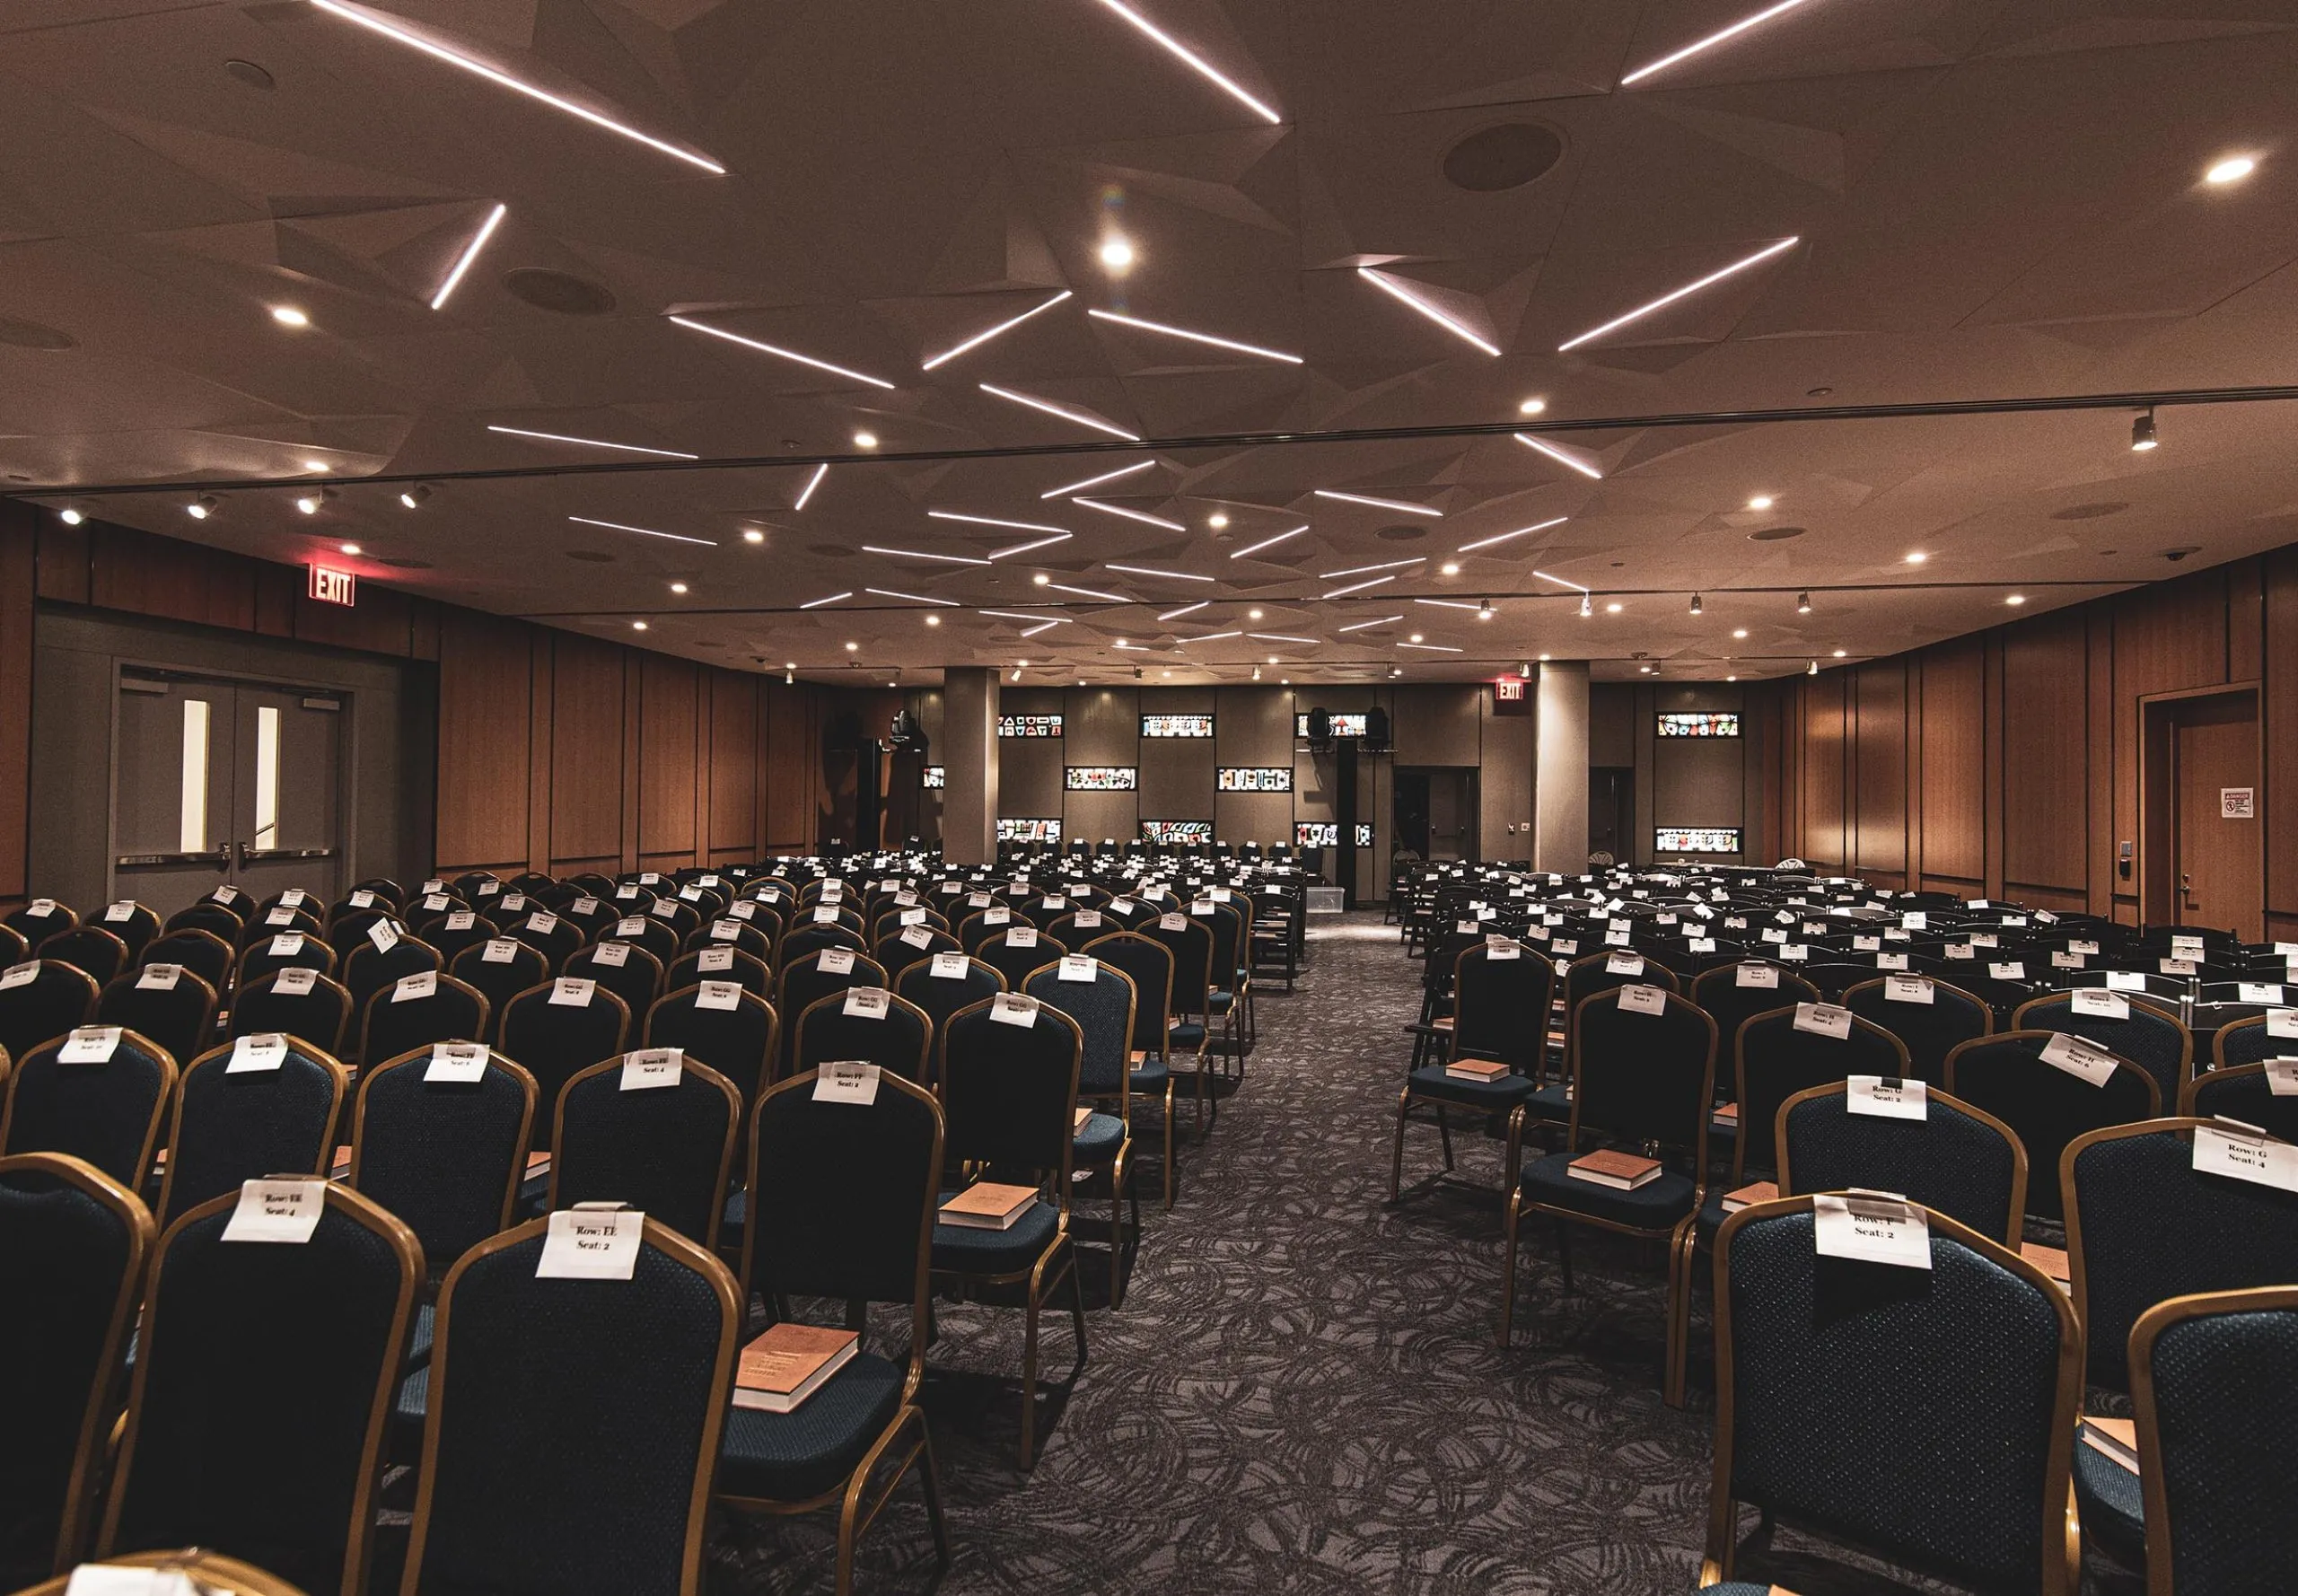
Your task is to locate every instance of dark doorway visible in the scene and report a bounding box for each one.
[2144,688,2261,941]
[1394,770,1430,859]
[1589,766,1634,867]
[1394,767,1476,862]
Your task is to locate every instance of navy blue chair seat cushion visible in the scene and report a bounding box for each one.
[1169,1022,1206,1049]
[1525,1083,1571,1120]
[716,1352,906,1502]
[1519,1152,1697,1230]
[1073,1112,1124,1162]
[1406,1064,1537,1109]
[1128,1058,1169,1092]
[2072,1434,2145,1565]
[930,1196,1059,1273]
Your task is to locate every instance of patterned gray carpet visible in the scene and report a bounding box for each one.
[710,913,2136,1596]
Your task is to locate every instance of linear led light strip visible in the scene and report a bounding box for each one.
[1229,524,1307,559]
[979,383,1141,440]
[864,588,959,606]
[489,423,694,460]
[1399,642,1463,653]
[1314,488,1442,517]
[1020,619,1065,637]
[1086,0,1282,125]
[1158,600,1210,620]
[929,510,1068,536]
[1323,574,1398,598]
[1456,514,1568,554]
[1086,308,1300,364]
[668,316,895,389]
[921,291,1072,371]
[1337,614,1404,633]
[1621,0,1820,85]
[862,544,991,566]
[1515,433,1605,480]
[979,609,1069,624]
[799,592,852,609]
[1041,460,1153,498]
[1191,629,1244,641]
[1355,267,1501,356]
[307,0,724,173]
[1043,581,1130,603]
[1248,632,1315,644]
[1106,563,1213,583]
[1414,598,1484,611]
[1533,569,1590,594]
[1074,497,1186,531]
[1320,557,1424,579]
[793,462,828,510]
[566,514,715,547]
[989,532,1073,560]
[432,204,506,309]
[1557,237,1801,352]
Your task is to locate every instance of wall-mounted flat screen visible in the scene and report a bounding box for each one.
[1141,714,1214,739]
[1217,767,1292,793]
[1657,827,1741,854]
[1295,822,1337,847]
[1065,766,1137,791]
[1295,712,1368,738]
[998,714,1063,738]
[922,766,945,789]
[1141,819,1213,844]
[1656,712,1740,738]
[997,817,1062,843]
[1357,822,1373,847]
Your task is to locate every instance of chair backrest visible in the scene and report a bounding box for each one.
[1707,1197,2079,1596]
[0,1153,152,1589]
[0,1027,177,1188]
[143,927,235,994]
[604,913,682,968]
[96,963,219,1071]
[0,960,101,1066]
[1451,942,1556,1074]
[359,969,492,1074]
[505,908,585,972]
[2130,1285,2298,1596]
[689,916,771,964]
[1944,1030,2159,1222]
[1840,974,1994,1084]
[446,937,553,1039]
[39,927,129,988]
[1733,1005,1911,1179]
[2013,992,2193,1104]
[549,1054,741,1250]
[644,984,779,1109]
[229,969,354,1057]
[873,924,960,979]
[2211,1013,2285,1073]
[236,929,337,990]
[975,925,1067,991]
[1776,1081,2027,1244]
[349,1047,537,1274]
[792,987,934,1085]
[417,908,502,968]
[2182,1061,2298,1141]
[562,939,665,1022]
[92,901,162,960]
[778,920,866,967]
[745,1070,943,1313]
[940,997,1083,1181]
[1024,957,1136,1100]
[403,1215,739,1596]
[892,955,1005,1064]
[498,978,634,1150]
[158,1038,347,1228]
[1566,987,1715,1155]
[664,944,773,1001]
[772,950,885,1075]
[1142,913,1214,1014]
[2064,1118,2298,1392]
[1081,932,1172,1057]
[103,1181,421,1596]
[1564,951,1682,1048]
[1693,962,1822,1068]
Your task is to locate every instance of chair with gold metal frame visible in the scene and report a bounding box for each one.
[0,960,101,1074]
[0,1152,153,1589]
[1391,937,1557,1200]
[892,954,1004,1086]
[1025,955,1139,1309]
[715,1068,950,1595]
[141,927,235,998]
[973,925,1067,993]
[15,1548,313,1595]
[1696,1195,2082,1596]
[443,938,549,1044]
[358,970,492,1080]
[2212,1011,2286,1074]
[497,978,633,1150]
[647,981,782,1111]
[547,1053,741,1250]
[234,929,337,992]
[0,1026,176,1188]
[2128,1284,2298,1595]
[156,1038,348,1228]
[398,1213,740,1596]
[229,969,353,1060]
[96,962,219,1077]
[1499,985,1715,1363]
[1141,910,1218,1139]
[771,951,884,1085]
[932,994,1090,1468]
[1946,1030,2158,1223]
[1079,932,1180,1208]
[1840,973,1993,1085]
[562,938,666,1025]
[665,944,774,1003]
[348,1045,538,1279]
[2013,990,2194,1108]
[2060,1118,2298,1569]
[339,932,442,1049]
[101,1180,421,1596]
[2182,1058,2298,1141]
[792,986,934,1086]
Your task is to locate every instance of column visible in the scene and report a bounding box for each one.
[1534,660,1590,874]
[942,666,999,865]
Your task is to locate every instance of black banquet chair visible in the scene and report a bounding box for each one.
[230,968,354,1058]
[0,1152,153,1589]
[0,960,101,1070]
[1945,1030,2157,1223]
[96,962,219,1075]
[497,977,633,1150]
[548,1053,741,1250]
[98,1180,421,1596]
[1,1026,178,1188]
[349,1045,537,1280]
[400,1212,740,1596]
[156,1037,347,1229]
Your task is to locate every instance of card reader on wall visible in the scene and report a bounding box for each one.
[2118,840,2134,881]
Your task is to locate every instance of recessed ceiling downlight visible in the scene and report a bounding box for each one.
[1442,122,1565,192]
[1748,525,1805,542]
[502,267,617,316]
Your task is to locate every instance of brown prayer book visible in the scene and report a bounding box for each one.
[329,1144,352,1179]
[1074,1106,1094,1130]
[1445,1057,1510,1083]
[2082,1416,2139,1474]
[1431,1015,1455,1030]
[732,1324,859,1413]
[2022,1241,2071,1284]
[525,1151,552,1179]
[1721,1179,1777,1214]
[939,1181,1039,1230]
[1712,1101,1740,1127]
[1568,1149,1662,1190]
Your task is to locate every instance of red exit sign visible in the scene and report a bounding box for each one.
[308,564,357,607]
[1493,674,1531,715]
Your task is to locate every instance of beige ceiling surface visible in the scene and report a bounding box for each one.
[2,0,2295,682]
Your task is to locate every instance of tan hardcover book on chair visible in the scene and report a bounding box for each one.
[1567,1148,1662,1189]
[1720,1179,1777,1214]
[1444,1057,1510,1083]
[732,1324,859,1414]
[939,1181,1039,1231]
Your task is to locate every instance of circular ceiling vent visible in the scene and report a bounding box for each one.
[809,542,857,558]
[1374,523,1427,541]
[2051,502,2127,520]
[1748,525,1806,542]
[565,549,615,563]
[378,557,432,569]
[0,315,76,350]
[224,58,275,90]
[1442,122,1566,192]
[503,267,617,316]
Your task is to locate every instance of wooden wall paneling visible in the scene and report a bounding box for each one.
[2227,557,2264,683]
[34,516,92,604]
[1852,662,1908,886]
[526,630,554,877]
[2267,549,2298,926]
[1998,613,2089,898]
[620,656,643,873]
[1918,640,1985,890]
[2111,573,2233,914]
[433,613,533,872]
[708,671,758,863]
[636,654,699,869]
[0,504,34,902]
[88,524,260,634]
[1982,632,2004,900]
[2087,606,2117,916]
[548,635,627,873]
[760,681,818,854]
[1801,672,1846,869]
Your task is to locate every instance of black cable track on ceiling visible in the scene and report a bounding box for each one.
[18,382,2298,499]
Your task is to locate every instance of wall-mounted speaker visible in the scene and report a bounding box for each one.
[1364,706,1391,751]
[1306,707,1331,747]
